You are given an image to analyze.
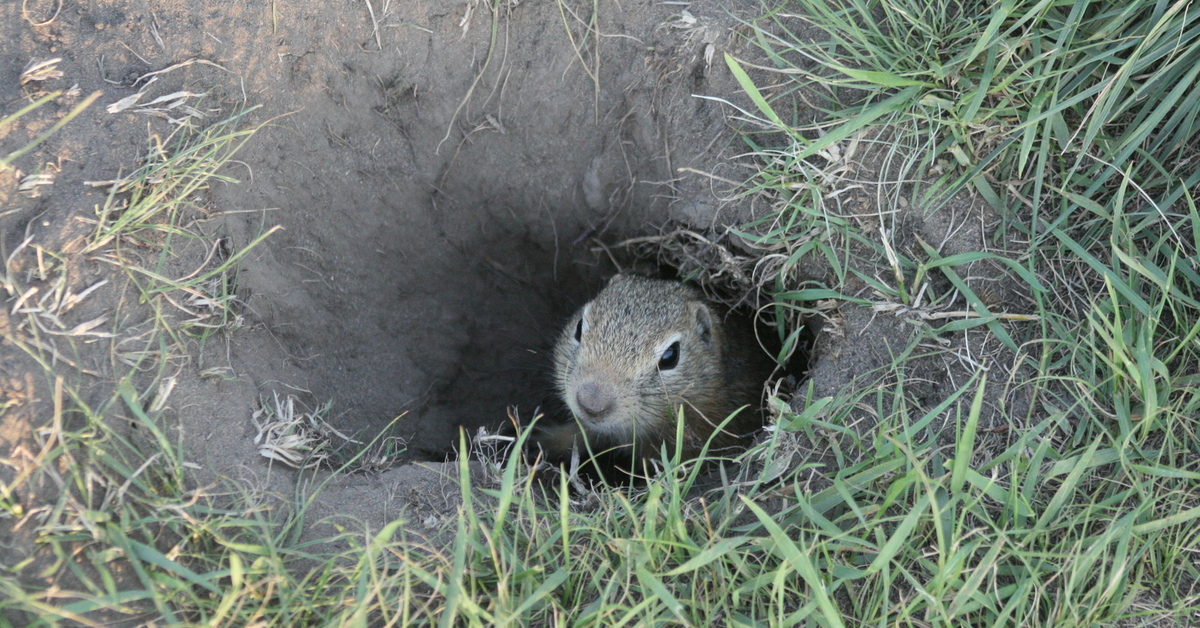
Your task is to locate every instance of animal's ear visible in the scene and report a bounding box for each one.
[606,273,630,287]
[692,302,713,346]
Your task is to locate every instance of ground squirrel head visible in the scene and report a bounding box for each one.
[553,274,729,456]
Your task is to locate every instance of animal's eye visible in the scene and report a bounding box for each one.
[658,341,680,370]
[574,318,583,342]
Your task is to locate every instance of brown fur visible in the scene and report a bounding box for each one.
[540,274,771,464]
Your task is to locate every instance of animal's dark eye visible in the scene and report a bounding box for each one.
[658,341,680,370]
[574,318,583,342]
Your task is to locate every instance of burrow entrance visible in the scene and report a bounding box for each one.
[193,0,781,465]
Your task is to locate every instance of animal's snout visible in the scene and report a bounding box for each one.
[575,381,616,421]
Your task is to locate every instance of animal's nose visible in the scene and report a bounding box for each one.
[575,381,615,420]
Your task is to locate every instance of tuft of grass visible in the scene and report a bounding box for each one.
[81,106,281,364]
[0,105,287,626]
[251,392,410,472]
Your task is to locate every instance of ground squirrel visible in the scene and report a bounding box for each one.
[537,274,772,466]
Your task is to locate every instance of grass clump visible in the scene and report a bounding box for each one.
[715,0,1200,624]
[84,106,281,347]
[0,104,287,625]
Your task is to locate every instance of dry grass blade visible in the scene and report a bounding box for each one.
[252,393,343,469]
[132,58,231,87]
[17,170,55,196]
[598,228,761,304]
[20,57,63,84]
[107,90,208,126]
